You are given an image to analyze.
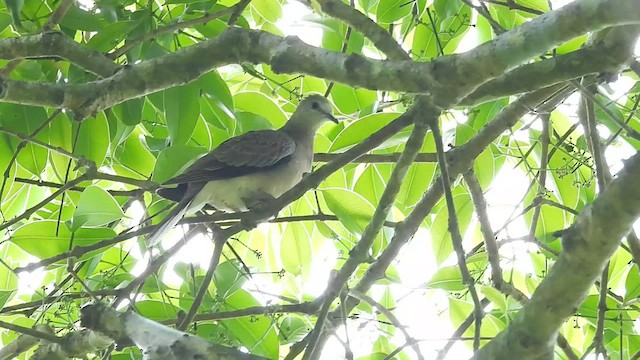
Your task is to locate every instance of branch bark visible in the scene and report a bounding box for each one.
[80,304,268,360]
[472,151,640,359]
[0,0,638,117]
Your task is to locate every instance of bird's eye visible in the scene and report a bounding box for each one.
[311,102,319,110]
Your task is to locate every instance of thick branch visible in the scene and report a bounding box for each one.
[460,25,640,106]
[473,151,640,359]
[0,31,118,77]
[1,0,638,117]
[334,84,570,342]
[81,304,267,360]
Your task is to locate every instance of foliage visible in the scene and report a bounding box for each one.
[0,0,638,358]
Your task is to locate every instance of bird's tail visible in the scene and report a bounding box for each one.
[146,196,192,247]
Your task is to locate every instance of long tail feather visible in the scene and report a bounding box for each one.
[146,196,192,246]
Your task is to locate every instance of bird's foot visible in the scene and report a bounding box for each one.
[240,195,278,230]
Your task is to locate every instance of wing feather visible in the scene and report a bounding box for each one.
[162,130,295,185]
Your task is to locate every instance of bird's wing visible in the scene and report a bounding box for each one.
[162,130,296,185]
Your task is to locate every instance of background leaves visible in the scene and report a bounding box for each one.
[0,0,637,359]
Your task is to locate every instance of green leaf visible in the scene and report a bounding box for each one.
[114,127,156,177]
[234,92,287,128]
[398,163,436,208]
[71,186,125,230]
[357,353,389,360]
[517,0,549,12]
[251,0,281,23]
[469,101,508,129]
[323,188,375,235]
[412,5,471,58]
[488,4,522,30]
[48,112,74,181]
[86,21,138,52]
[0,104,49,176]
[354,164,390,207]
[0,11,13,33]
[480,285,508,312]
[331,84,377,114]
[236,111,273,133]
[448,297,474,328]
[165,83,201,145]
[197,71,234,111]
[427,266,464,291]
[434,0,462,19]
[556,34,589,54]
[59,5,104,31]
[11,220,115,259]
[0,182,27,221]
[625,265,640,302]
[0,245,19,291]
[0,290,14,310]
[330,113,401,152]
[281,223,311,277]
[312,18,365,53]
[473,143,503,189]
[279,316,311,344]
[152,145,207,183]
[113,98,144,126]
[201,96,236,133]
[74,114,110,167]
[430,189,474,264]
[221,289,279,358]
[412,19,440,60]
[135,300,182,322]
[0,133,13,177]
[193,17,228,38]
[5,0,23,27]
[376,0,411,23]
[214,260,247,298]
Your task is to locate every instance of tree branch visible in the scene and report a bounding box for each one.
[1,0,638,116]
[460,25,640,106]
[472,151,640,359]
[0,31,118,77]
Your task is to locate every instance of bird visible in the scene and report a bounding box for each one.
[146,95,338,246]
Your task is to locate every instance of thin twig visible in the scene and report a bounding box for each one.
[579,81,612,359]
[481,0,544,15]
[313,152,437,163]
[0,173,90,232]
[109,5,240,59]
[113,227,199,308]
[227,0,251,26]
[350,290,424,360]
[0,126,86,163]
[573,80,640,141]
[429,117,484,351]
[0,110,59,220]
[43,0,75,31]
[177,229,227,331]
[0,320,62,345]
[528,114,551,239]
[302,107,431,358]
[13,177,145,197]
[464,170,503,288]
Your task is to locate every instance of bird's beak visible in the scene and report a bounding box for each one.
[323,111,339,124]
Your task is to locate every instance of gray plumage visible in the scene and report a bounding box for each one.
[147,95,337,246]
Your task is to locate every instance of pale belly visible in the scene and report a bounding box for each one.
[186,157,310,213]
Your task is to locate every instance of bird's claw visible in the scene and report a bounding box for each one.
[240,198,277,230]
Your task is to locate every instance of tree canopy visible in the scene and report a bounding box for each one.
[0,0,639,359]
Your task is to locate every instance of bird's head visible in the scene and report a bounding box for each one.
[287,95,338,131]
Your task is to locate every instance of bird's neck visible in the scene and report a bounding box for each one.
[280,120,320,143]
